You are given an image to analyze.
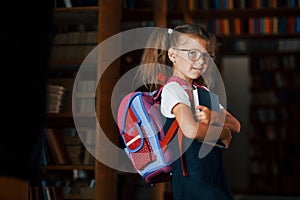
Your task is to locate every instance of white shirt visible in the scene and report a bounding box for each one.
[161,82,190,118]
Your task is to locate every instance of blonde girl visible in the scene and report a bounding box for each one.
[137,24,240,200]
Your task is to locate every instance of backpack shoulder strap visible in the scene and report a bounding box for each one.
[193,82,209,91]
[178,128,188,176]
[162,76,190,177]
[152,85,164,101]
[160,119,178,148]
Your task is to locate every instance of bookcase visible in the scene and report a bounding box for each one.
[31,0,300,199]
[247,41,300,195]
[30,0,122,200]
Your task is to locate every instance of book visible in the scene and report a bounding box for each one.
[46,84,67,113]
[193,86,225,149]
[193,86,221,113]
[46,128,72,165]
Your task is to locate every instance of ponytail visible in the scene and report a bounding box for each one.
[136,28,171,91]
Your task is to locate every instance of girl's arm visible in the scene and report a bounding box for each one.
[172,103,232,148]
[195,105,241,134]
[221,108,241,134]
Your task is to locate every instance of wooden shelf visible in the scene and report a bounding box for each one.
[42,165,95,171]
[49,59,87,66]
[53,6,99,25]
[54,6,99,12]
[122,8,154,21]
[64,194,94,200]
[38,1,119,199]
[45,113,74,127]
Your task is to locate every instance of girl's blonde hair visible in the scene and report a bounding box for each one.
[136,23,218,91]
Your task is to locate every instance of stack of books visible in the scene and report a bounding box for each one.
[46,84,67,113]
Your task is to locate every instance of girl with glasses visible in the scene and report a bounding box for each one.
[136,23,241,200]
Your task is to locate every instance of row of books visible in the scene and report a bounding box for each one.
[250,106,299,123]
[278,39,300,51]
[250,159,279,175]
[249,177,279,193]
[206,16,300,36]
[251,124,300,142]
[29,179,95,200]
[221,39,300,53]
[47,77,74,114]
[29,185,63,200]
[73,98,95,113]
[122,0,300,10]
[252,124,282,141]
[249,142,300,193]
[251,91,279,105]
[251,72,300,89]
[188,0,300,10]
[249,144,299,172]
[42,128,95,166]
[52,23,98,36]
[121,20,155,31]
[76,79,97,93]
[50,45,96,62]
[50,31,98,62]
[249,142,299,192]
[250,55,299,73]
[47,77,97,114]
[52,31,98,45]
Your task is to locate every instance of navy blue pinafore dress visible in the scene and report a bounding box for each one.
[171,138,233,200]
[165,76,233,200]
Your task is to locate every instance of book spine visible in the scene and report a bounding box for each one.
[46,128,71,165]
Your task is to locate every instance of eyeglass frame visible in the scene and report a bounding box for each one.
[172,48,215,63]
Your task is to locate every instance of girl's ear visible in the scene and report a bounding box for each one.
[168,48,176,63]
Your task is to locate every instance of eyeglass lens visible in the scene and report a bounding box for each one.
[188,49,209,63]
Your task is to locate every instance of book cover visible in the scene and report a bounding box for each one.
[193,86,221,112]
[193,86,224,148]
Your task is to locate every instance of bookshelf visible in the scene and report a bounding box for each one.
[33,1,122,200]
[182,0,300,37]
[33,0,300,199]
[248,47,300,195]
[218,38,300,196]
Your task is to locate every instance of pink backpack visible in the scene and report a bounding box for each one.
[117,87,181,185]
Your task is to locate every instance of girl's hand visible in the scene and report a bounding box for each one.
[195,105,211,124]
[195,105,225,126]
[220,127,232,149]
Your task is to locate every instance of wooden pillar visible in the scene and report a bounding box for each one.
[95,0,121,200]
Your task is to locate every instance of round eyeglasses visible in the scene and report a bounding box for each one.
[173,48,213,63]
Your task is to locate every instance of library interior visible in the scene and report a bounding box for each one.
[1,0,300,200]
